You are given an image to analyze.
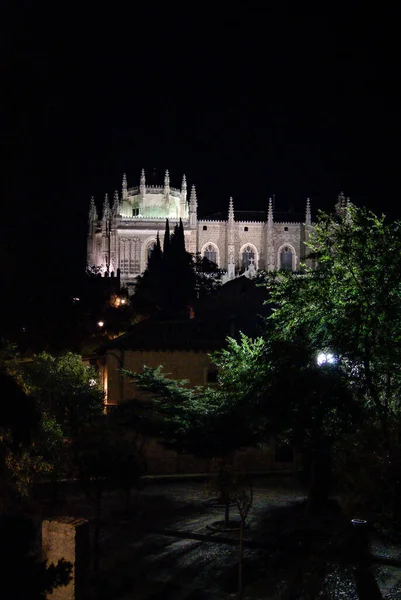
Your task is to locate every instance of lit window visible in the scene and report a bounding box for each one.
[242,245,255,270]
[204,244,217,265]
[280,246,293,270]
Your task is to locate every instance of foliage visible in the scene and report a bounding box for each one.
[194,253,224,297]
[0,361,47,512]
[265,204,401,425]
[334,417,401,527]
[25,352,104,433]
[122,365,260,460]
[71,415,144,503]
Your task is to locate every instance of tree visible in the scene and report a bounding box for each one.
[213,334,359,510]
[25,352,104,434]
[134,219,218,319]
[266,204,401,431]
[71,416,144,568]
[122,366,260,522]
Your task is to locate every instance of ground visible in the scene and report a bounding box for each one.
[32,476,401,599]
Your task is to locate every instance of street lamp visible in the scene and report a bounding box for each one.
[97,320,105,328]
[317,352,336,366]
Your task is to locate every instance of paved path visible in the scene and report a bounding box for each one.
[39,478,401,598]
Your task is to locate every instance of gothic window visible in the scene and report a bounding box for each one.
[203,244,217,265]
[130,238,141,274]
[132,207,139,217]
[244,227,248,232]
[242,245,255,270]
[284,226,289,231]
[280,246,293,271]
[203,225,207,231]
[147,242,156,261]
[119,238,141,274]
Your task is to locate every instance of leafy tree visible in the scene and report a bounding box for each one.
[25,352,104,434]
[71,416,144,567]
[213,334,359,509]
[266,204,401,433]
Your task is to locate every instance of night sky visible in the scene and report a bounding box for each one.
[3,4,401,307]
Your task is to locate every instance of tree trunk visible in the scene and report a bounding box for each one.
[224,499,230,526]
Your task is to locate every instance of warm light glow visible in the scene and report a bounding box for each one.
[97,320,104,328]
[72,297,80,302]
[120,298,126,305]
[317,352,336,366]
[88,378,96,387]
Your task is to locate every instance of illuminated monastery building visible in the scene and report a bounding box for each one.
[87,169,317,292]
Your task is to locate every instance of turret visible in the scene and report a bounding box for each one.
[227,197,235,279]
[335,191,348,215]
[102,193,111,223]
[266,198,274,271]
[164,169,170,197]
[112,190,120,218]
[122,173,128,200]
[140,168,146,198]
[228,196,234,223]
[267,197,273,228]
[189,184,197,228]
[88,196,98,223]
[180,174,187,219]
[305,198,311,226]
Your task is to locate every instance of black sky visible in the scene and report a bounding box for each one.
[2,3,401,300]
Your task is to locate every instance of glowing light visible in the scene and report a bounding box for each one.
[97,320,104,328]
[72,297,80,302]
[317,352,336,366]
[120,298,126,305]
[88,378,96,387]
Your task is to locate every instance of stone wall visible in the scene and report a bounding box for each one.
[42,517,90,600]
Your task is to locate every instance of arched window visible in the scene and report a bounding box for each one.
[147,242,156,261]
[280,246,293,271]
[242,245,255,270]
[203,243,217,265]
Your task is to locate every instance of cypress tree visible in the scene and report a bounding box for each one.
[163,219,170,255]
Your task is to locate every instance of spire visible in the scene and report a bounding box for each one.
[102,193,110,220]
[112,190,120,217]
[268,197,273,226]
[189,185,197,227]
[305,197,311,226]
[140,168,146,197]
[122,173,128,200]
[228,197,234,222]
[164,169,170,196]
[181,174,187,192]
[189,185,197,209]
[88,196,98,222]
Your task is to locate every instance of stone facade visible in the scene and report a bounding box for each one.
[87,169,313,292]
